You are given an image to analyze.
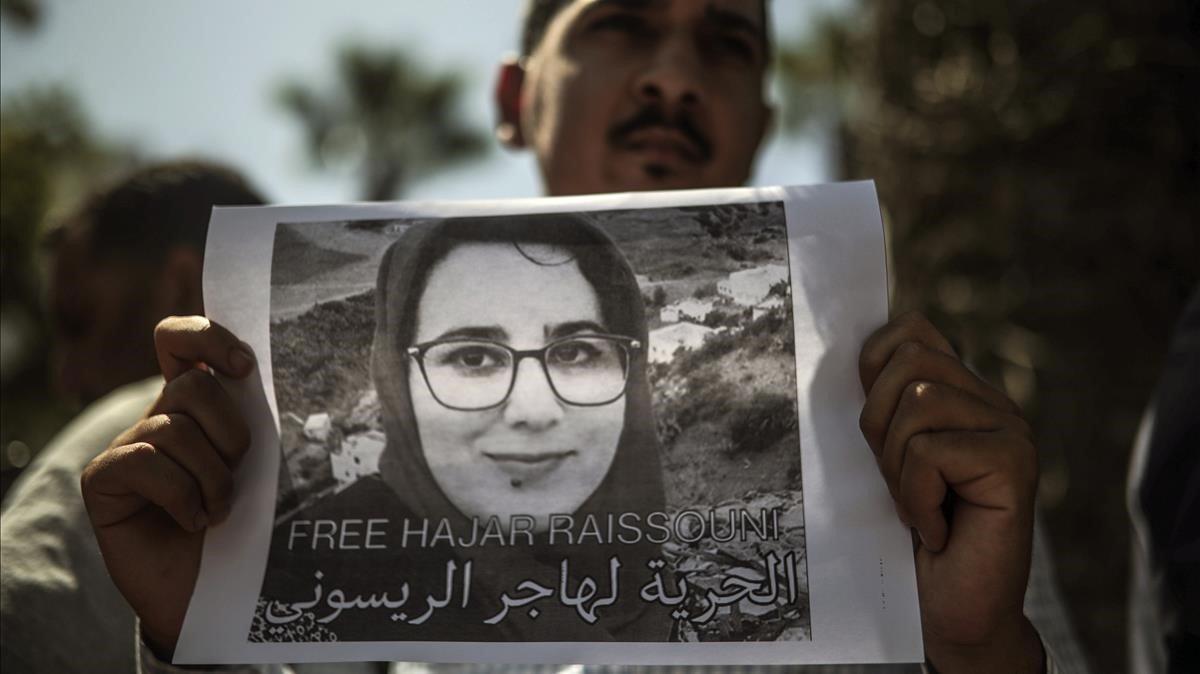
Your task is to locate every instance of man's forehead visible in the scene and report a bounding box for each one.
[521,0,769,61]
[568,0,764,24]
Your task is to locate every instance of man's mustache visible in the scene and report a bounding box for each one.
[608,106,712,162]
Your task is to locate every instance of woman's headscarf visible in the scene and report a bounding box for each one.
[371,212,670,641]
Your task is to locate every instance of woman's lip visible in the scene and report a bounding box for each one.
[485,450,576,464]
[484,450,576,485]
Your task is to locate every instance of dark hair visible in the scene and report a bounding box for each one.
[521,0,573,57]
[46,159,265,265]
[520,0,772,58]
[388,213,646,351]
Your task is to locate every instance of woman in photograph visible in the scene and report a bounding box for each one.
[254,213,670,643]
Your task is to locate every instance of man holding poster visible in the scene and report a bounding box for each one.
[80,1,1063,672]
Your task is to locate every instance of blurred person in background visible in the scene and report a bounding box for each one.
[46,161,266,405]
[78,1,1083,672]
[0,160,265,674]
[1127,285,1200,673]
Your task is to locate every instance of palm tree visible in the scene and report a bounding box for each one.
[278,43,487,201]
[1,0,42,30]
[1,86,136,493]
[773,12,854,133]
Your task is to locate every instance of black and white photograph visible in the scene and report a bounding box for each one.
[178,183,918,665]
[253,203,810,643]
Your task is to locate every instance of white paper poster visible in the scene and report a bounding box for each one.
[179,182,923,666]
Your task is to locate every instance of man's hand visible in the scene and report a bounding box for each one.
[859,312,1044,674]
[81,316,255,657]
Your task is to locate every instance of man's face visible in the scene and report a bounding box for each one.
[514,0,770,195]
[48,237,163,404]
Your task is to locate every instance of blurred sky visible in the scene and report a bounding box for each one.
[1,0,848,204]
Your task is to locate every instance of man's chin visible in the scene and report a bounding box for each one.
[607,164,709,193]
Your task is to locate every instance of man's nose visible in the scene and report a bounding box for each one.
[633,32,704,110]
[502,358,564,430]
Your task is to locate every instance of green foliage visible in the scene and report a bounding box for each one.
[0,0,41,29]
[4,88,97,290]
[278,44,488,201]
[774,11,855,132]
[0,86,135,484]
[775,1,1200,665]
[1,86,134,340]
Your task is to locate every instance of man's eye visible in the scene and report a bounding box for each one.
[714,34,755,62]
[589,13,651,36]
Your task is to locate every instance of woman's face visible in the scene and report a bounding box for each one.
[408,241,625,531]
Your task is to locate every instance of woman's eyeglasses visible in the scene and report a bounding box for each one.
[406,334,640,411]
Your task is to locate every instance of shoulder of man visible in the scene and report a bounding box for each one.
[2,375,163,516]
[0,375,162,674]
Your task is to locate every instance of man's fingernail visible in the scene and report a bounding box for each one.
[194,511,210,531]
[229,343,255,373]
[918,531,928,548]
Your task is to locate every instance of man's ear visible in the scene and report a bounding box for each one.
[494,56,527,149]
[158,246,206,316]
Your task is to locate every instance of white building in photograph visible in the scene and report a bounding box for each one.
[331,430,386,491]
[302,412,333,443]
[649,322,716,364]
[753,295,787,320]
[660,297,716,323]
[718,264,789,306]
